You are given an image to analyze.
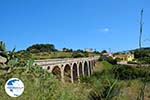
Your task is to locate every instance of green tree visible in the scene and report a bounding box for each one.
[26,44,57,53]
[62,48,73,52]
[101,50,107,54]
[71,52,84,58]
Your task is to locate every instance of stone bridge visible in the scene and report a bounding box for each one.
[35,56,99,83]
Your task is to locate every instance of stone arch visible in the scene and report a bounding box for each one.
[64,64,71,82]
[79,62,83,77]
[47,66,50,70]
[52,66,61,79]
[72,63,78,81]
[84,61,88,76]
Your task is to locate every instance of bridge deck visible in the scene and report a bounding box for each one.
[35,56,99,65]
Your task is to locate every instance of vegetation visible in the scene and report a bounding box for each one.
[26,44,57,53]
[1,41,150,100]
[112,65,150,81]
[1,59,150,100]
[133,48,150,64]
[105,57,117,65]
[0,41,16,64]
[71,51,88,58]
[61,48,73,52]
[12,43,99,60]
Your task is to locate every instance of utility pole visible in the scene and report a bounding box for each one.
[139,9,143,53]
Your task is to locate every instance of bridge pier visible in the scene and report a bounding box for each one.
[71,66,74,83]
[61,69,65,83]
[77,63,80,82]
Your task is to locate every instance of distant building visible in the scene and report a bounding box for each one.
[114,53,134,63]
[85,48,93,52]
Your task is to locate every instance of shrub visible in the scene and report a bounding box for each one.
[127,61,137,64]
[71,52,84,58]
[88,78,120,100]
[107,57,117,65]
[112,65,150,80]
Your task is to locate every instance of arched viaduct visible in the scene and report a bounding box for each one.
[35,56,99,83]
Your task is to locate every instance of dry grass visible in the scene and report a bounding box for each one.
[1,61,150,100]
[92,61,150,100]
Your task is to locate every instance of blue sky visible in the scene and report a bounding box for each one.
[0,0,150,52]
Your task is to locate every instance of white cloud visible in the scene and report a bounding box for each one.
[103,28,109,32]
[98,28,110,32]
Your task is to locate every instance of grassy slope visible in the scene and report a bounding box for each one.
[32,52,73,59]
[1,61,150,100]
[0,66,91,100]
[32,52,99,59]
[91,61,150,100]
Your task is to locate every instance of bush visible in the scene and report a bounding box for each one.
[127,61,137,64]
[112,65,150,80]
[71,52,84,58]
[87,76,120,100]
[26,44,57,53]
[107,57,117,65]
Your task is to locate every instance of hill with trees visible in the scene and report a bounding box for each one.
[26,44,57,53]
[131,47,150,64]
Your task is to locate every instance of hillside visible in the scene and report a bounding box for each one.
[1,60,150,100]
[1,42,150,100]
